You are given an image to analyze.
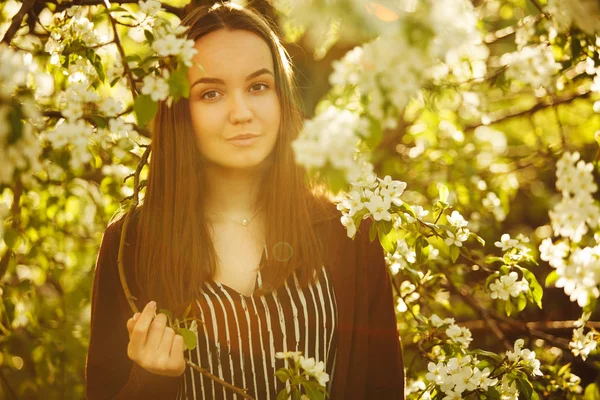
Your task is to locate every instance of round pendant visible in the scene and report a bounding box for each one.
[241,219,249,226]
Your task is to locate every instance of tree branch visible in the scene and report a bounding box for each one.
[1,0,36,45]
[462,319,600,331]
[528,0,546,16]
[103,0,138,101]
[116,146,255,399]
[444,276,513,351]
[0,367,19,400]
[465,90,592,132]
[47,0,182,16]
[0,179,22,284]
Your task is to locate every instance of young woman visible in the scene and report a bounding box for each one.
[86,3,404,399]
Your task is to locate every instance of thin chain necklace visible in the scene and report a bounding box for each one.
[205,205,264,227]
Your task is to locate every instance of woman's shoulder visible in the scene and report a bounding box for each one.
[307,193,339,226]
[100,206,143,252]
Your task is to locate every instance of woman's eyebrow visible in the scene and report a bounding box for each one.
[190,68,274,89]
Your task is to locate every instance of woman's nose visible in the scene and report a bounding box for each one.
[229,92,253,124]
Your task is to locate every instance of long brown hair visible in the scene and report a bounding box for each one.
[131,2,336,314]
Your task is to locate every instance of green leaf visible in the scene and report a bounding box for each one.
[545,270,558,287]
[438,184,449,203]
[377,221,396,253]
[369,220,377,242]
[134,94,158,127]
[7,106,24,145]
[486,387,501,400]
[3,228,19,249]
[516,294,527,312]
[450,245,460,263]
[470,232,485,246]
[415,236,429,265]
[159,309,172,320]
[324,167,347,195]
[86,49,106,82]
[515,377,533,399]
[182,303,192,320]
[277,388,291,400]
[90,115,108,129]
[485,272,500,290]
[144,29,155,43]
[505,299,514,317]
[471,349,504,363]
[275,369,290,383]
[301,381,325,399]
[178,327,197,350]
[522,269,543,309]
[168,65,191,100]
[364,117,383,149]
[557,362,571,377]
[584,383,600,400]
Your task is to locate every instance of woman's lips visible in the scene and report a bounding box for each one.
[228,135,260,147]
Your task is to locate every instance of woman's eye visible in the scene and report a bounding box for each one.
[250,83,269,92]
[201,90,221,100]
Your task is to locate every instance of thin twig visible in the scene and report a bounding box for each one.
[465,90,592,132]
[0,179,22,283]
[103,0,138,101]
[1,0,35,44]
[0,368,19,400]
[552,96,567,149]
[444,276,513,351]
[47,0,182,16]
[115,146,255,399]
[186,360,254,399]
[528,0,546,16]
[462,319,600,331]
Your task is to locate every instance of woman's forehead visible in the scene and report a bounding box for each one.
[189,29,274,82]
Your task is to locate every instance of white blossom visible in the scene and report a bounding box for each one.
[100,98,124,116]
[364,194,392,222]
[139,0,163,16]
[548,0,600,35]
[489,272,529,301]
[569,327,597,360]
[299,356,329,387]
[539,238,569,269]
[387,240,416,274]
[445,324,473,348]
[340,214,356,239]
[501,44,560,89]
[293,106,367,180]
[141,74,170,102]
[275,351,302,362]
[444,229,469,247]
[447,210,468,228]
[506,339,543,377]
[500,375,519,400]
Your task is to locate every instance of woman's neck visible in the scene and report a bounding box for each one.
[202,163,266,219]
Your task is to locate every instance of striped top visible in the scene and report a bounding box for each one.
[176,263,338,400]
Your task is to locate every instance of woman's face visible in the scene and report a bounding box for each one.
[188,29,281,171]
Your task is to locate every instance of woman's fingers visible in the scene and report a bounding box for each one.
[157,326,175,357]
[171,334,185,358]
[145,313,168,350]
[125,300,187,377]
[126,313,141,338]
[169,334,186,376]
[129,301,157,355]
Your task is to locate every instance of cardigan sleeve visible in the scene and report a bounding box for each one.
[362,222,406,399]
[85,218,181,399]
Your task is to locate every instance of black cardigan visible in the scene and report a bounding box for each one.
[85,205,405,399]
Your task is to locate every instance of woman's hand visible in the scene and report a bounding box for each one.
[126,301,186,377]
